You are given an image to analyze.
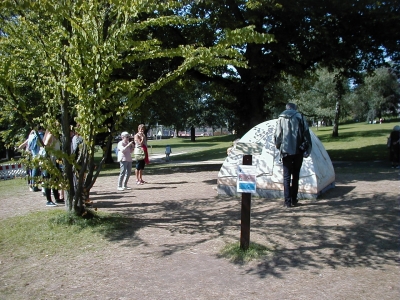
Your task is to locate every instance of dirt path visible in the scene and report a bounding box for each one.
[0,163,399,299]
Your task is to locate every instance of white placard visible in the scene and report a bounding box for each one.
[237,165,257,193]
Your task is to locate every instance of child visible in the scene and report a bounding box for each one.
[165,145,172,161]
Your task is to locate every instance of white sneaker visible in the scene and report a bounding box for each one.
[123,186,132,190]
[117,187,124,191]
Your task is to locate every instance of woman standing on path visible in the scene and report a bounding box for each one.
[117,131,134,190]
[134,124,149,185]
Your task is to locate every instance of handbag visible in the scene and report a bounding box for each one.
[134,147,145,160]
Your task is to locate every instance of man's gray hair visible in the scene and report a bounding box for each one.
[286,103,297,110]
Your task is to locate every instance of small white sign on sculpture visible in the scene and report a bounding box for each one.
[217,119,335,199]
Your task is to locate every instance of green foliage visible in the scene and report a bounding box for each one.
[0,0,269,213]
[286,68,352,122]
[351,67,400,122]
[181,1,400,136]
[270,66,399,131]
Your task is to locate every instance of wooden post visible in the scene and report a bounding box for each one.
[240,154,252,250]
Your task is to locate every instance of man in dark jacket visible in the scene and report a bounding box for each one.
[274,103,312,208]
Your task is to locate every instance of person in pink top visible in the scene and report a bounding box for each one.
[117,131,134,191]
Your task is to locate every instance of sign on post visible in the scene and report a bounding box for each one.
[237,165,257,193]
[239,155,254,251]
[235,144,261,250]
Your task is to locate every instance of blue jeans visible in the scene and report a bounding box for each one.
[282,154,303,206]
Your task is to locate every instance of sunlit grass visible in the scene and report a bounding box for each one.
[311,121,397,161]
[219,242,271,263]
[0,210,127,259]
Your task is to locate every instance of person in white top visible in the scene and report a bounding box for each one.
[117,131,134,190]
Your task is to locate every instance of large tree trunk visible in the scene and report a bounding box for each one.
[228,43,272,137]
[232,81,267,137]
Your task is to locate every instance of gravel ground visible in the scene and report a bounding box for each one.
[0,161,399,300]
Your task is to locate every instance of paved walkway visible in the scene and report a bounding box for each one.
[148,151,225,165]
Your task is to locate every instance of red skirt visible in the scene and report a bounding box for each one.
[142,144,150,164]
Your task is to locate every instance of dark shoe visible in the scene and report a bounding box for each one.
[46,201,57,207]
[284,203,292,208]
[56,199,65,204]
[33,187,40,192]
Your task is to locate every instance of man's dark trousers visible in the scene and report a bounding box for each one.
[282,153,304,207]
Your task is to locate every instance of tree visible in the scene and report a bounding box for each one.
[139,79,204,135]
[277,68,352,129]
[201,89,235,134]
[352,67,400,122]
[0,76,45,154]
[184,0,400,136]
[0,0,268,215]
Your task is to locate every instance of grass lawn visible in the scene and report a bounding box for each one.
[311,121,396,162]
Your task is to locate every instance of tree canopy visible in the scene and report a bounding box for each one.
[181,0,400,136]
[0,1,399,215]
[0,0,269,215]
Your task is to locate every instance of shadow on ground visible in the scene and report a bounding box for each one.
[89,163,399,279]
